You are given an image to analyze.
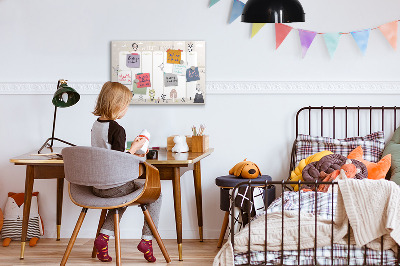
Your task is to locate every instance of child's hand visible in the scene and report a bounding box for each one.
[134,149,149,157]
[129,137,147,155]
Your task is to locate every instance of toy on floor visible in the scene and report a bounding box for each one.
[229,159,261,179]
[1,192,44,247]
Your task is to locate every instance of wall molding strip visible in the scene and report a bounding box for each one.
[0,81,399,95]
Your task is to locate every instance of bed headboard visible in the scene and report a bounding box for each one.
[290,106,400,179]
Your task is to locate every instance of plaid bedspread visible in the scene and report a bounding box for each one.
[234,191,397,265]
[234,244,397,265]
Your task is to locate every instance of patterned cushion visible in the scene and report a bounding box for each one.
[295,131,385,166]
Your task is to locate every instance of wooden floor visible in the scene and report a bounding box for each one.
[0,239,221,265]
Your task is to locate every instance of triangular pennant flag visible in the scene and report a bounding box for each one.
[323,33,341,58]
[298,29,317,58]
[229,0,245,24]
[251,23,266,38]
[209,0,220,7]
[378,21,398,50]
[351,29,370,55]
[275,23,293,49]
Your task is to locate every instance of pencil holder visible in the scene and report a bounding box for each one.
[191,135,209,153]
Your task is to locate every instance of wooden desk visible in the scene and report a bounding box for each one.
[10,147,213,261]
[9,148,64,260]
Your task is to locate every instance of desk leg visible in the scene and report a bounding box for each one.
[172,167,183,261]
[56,178,64,241]
[193,161,203,242]
[20,165,34,259]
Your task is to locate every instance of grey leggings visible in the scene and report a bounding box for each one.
[92,180,162,240]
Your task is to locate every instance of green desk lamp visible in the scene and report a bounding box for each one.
[38,79,80,154]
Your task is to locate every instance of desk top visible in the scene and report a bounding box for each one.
[10,147,214,166]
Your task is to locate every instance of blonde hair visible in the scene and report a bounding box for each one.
[93,82,133,120]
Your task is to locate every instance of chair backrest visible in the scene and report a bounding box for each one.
[62,146,145,187]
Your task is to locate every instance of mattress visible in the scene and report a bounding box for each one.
[233,191,397,265]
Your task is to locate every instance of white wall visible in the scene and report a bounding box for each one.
[1,0,400,240]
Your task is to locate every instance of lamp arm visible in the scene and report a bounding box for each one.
[50,79,61,148]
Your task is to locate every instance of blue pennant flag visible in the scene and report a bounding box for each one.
[323,33,341,58]
[351,29,371,55]
[209,0,221,7]
[229,0,245,23]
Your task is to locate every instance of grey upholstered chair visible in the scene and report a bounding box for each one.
[60,146,171,265]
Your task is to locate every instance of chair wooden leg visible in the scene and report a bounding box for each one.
[60,208,88,266]
[114,210,121,266]
[141,205,171,263]
[217,211,230,248]
[91,209,108,258]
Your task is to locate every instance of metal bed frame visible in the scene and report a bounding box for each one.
[230,106,400,266]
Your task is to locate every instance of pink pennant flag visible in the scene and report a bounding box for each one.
[378,21,398,50]
[275,23,293,49]
[298,29,318,58]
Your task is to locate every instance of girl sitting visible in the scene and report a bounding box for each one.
[91,81,161,263]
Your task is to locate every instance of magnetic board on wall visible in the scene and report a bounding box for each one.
[111,41,206,105]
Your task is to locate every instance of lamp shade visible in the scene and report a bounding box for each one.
[241,0,305,23]
[52,84,80,108]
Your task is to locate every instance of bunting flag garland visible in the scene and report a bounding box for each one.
[275,23,293,49]
[209,0,220,8]
[323,33,341,58]
[229,0,245,24]
[351,29,370,55]
[251,23,266,38]
[298,30,317,58]
[378,21,398,50]
[207,4,400,58]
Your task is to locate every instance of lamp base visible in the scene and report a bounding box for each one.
[38,137,76,154]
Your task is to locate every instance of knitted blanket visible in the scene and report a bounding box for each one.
[213,211,342,266]
[213,179,400,266]
[335,178,399,251]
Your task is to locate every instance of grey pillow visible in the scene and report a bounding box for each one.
[382,126,400,184]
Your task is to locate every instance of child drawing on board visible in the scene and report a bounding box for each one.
[91,81,161,263]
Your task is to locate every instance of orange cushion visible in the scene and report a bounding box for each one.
[348,146,391,180]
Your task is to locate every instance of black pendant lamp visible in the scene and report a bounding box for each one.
[242,0,305,23]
